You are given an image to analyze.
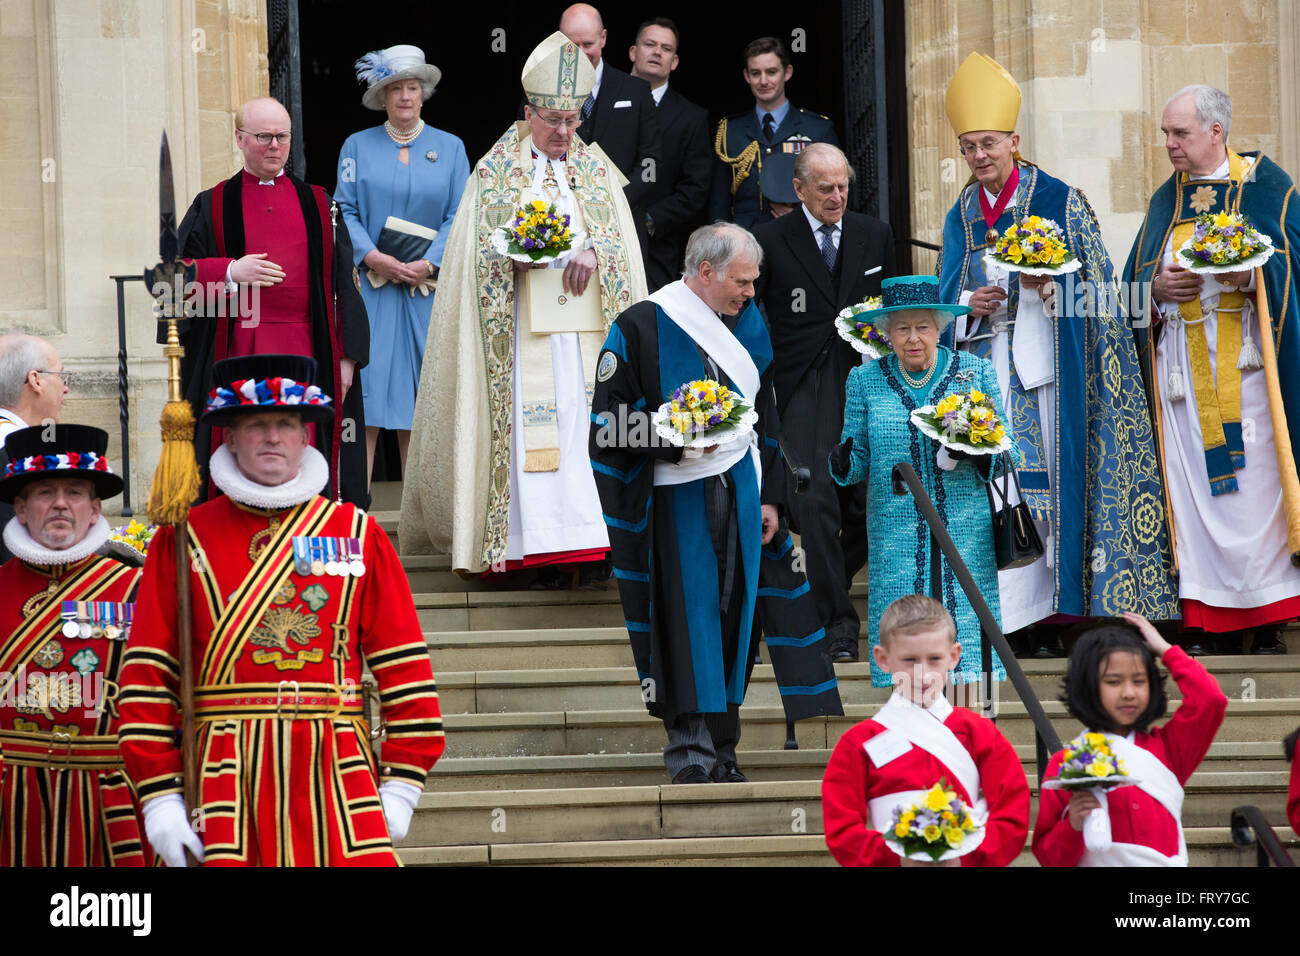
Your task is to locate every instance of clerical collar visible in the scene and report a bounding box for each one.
[207,443,330,509]
[1189,156,1231,182]
[243,167,286,187]
[3,515,111,567]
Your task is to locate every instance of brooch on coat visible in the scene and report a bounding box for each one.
[426,151,438,163]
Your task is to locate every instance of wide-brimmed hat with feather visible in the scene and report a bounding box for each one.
[355,45,442,111]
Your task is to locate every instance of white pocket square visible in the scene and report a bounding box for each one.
[614,99,632,108]
[864,265,882,275]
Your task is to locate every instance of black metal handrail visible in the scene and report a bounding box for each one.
[1229,805,1297,867]
[906,237,942,252]
[890,461,1061,782]
[109,273,147,517]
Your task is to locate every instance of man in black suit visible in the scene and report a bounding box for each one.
[753,143,895,662]
[627,17,710,291]
[560,3,661,258]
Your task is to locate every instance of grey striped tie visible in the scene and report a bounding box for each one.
[818,224,837,271]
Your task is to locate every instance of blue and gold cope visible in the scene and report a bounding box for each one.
[1125,150,1300,559]
[939,161,1179,620]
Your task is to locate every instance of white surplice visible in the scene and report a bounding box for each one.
[504,146,608,561]
[1152,156,1300,609]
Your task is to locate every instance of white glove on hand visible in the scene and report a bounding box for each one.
[379,780,422,842]
[143,793,205,867]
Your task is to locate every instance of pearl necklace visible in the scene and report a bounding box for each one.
[898,355,938,389]
[385,119,424,146]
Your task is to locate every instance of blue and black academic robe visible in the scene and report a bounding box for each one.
[589,298,842,725]
[1126,150,1300,559]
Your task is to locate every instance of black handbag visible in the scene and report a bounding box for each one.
[986,453,1045,570]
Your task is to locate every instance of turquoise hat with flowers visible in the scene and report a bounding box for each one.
[856,275,972,330]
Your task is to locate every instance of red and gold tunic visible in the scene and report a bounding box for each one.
[117,494,444,866]
[0,554,148,866]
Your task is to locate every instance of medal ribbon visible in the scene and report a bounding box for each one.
[0,559,134,696]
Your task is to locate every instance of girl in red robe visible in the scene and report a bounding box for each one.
[1034,612,1228,866]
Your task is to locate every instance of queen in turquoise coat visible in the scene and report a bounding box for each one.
[831,276,1013,688]
[337,45,472,479]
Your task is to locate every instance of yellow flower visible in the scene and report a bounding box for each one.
[1004,243,1023,264]
[899,811,915,826]
[127,520,146,536]
[936,394,960,416]
[968,389,985,404]
[923,782,955,812]
[942,810,956,823]
[944,827,965,848]
[894,822,911,839]
[1214,211,1232,229]
[922,824,942,843]
[1086,759,1112,777]
[1084,732,1107,748]
[530,200,547,212]
[961,814,977,832]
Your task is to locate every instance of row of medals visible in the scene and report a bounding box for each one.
[60,600,133,641]
[293,536,366,578]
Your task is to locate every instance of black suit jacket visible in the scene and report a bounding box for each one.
[753,209,895,410]
[643,87,710,290]
[577,64,661,217]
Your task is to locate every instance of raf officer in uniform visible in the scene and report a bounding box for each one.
[709,36,838,230]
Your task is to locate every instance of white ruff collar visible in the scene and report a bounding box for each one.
[3,515,111,566]
[208,444,329,509]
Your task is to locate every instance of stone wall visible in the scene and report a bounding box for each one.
[904,0,1298,276]
[0,0,266,516]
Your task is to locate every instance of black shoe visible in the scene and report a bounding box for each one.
[531,565,572,590]
[671,765,711,784]
[1181,640,1207,657]
[1031,637,1066,659]
[1250,628,1287,655]
[830,637,859,662]
[576,559,611,590]
[712,760,748,783]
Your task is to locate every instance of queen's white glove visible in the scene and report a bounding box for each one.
[379,780,422,841]
[143,793,205,867]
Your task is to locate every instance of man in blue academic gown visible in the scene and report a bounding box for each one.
[1126,84,1300,655]
[938,53,1178,652]
[589,223,840,783]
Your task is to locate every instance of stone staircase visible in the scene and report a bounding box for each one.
[369,482,1300,866]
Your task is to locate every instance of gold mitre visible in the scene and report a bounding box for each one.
[521,31,595,112]
[945,52,1021,136]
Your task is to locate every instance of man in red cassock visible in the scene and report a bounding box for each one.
[168,97,370,505]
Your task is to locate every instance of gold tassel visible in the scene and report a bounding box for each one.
[523,448,562,472]
[146,400,202,526]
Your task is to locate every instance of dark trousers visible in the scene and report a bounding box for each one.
[781,354,867,644]
[663,471,748,777]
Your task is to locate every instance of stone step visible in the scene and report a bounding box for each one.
[402,773,1292,848]
[437,699,1300,758]
[370,481,404,512]
[413,590,630,631]
[424,742,1290,792]
[429,658,1300,714]
[397,826,1300,867]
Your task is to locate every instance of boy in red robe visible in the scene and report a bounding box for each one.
[821,594,1030,866]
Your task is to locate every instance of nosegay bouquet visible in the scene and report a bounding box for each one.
[651,378,757,449]
[1176,210,1274,272]
[883,780,983,862]
[910,388,1011,455]
[492,199,579,263]
[106,520,157,566]
[1041,731,1138,791]
[835,296,890,359]
[984,215,1081,275]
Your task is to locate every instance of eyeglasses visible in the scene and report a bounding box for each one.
[534,113,582,132]
[35,369,74,388]
[239,129,292,146]
[957,133,1013,157]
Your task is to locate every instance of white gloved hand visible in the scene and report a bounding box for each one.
[379,780,422,842]
[142,793,205,867]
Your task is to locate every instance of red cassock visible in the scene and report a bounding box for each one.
[821,703,1031,867]
[0,555,149,866]
[1033,647,1228,865]
[117,494,444,866]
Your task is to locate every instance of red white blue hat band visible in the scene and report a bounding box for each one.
[206,377,333,414]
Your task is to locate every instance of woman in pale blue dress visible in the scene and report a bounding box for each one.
[830,275,1016,691]
[337,44,471,484]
